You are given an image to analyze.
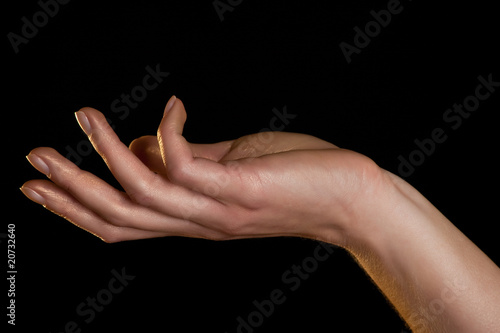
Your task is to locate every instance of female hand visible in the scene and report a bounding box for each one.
[21,96,500,332]
[21,96,384,245]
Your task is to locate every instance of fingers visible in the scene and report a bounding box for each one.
[20,179,171,243]
[191,141,235,161]
[75,106,231,222]
[21,98,253,241]
[157,98,240,199]
[129,135,234,173]
[129,136,165,174]
[75,107,159,199]
[24,147,228,237]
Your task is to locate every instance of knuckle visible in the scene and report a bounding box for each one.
[126,174,160,207]
[95,197,135,228]
[103,211,128,228]
[168,166,185,183]
[102,201,139,229]
[128,189,154,207]
[168,162,193,185]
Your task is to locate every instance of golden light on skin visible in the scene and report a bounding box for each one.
[75,111,92,135]
[53,211,106,242]
[20,186,46,206]
[19,97,500,332]
[26,154,50,177]
[20,184,106,242]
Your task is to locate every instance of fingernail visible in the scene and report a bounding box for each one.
[20,186,46,206]
[75,111,92,134]
[26,153,50,176]
[164,95,177,116]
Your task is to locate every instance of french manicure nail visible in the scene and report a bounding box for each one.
[26,154,50,175]
[20,186,46,206]
[75,111,92,134]
[164,95,177,116]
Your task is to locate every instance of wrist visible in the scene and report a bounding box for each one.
[339,168,428,255]
[317,163,500,332]
[313,157,399,249]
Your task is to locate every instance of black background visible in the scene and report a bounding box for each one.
[5,0,499,332]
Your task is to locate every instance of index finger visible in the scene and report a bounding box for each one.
[74,107,227,225]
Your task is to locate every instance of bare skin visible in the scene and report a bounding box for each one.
[21,96,500,332]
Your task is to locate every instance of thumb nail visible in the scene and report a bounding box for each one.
[164,95,177,116]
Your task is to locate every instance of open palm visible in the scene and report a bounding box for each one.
[22,97,382,245]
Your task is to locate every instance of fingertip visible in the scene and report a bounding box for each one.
[164,97,187,135]
[75,110,92,135]
[75,107,102,124]
[164,95,177,116]
[75,107,109,129]
[128,137,140,151]
[76,106,99,113]
[129,135,158,159]
[27,146,58,159]
[129,135,156,150]
[20,181,47,206]
[157,97,193,173]
[161,98,186,135]
[129,136,165,173]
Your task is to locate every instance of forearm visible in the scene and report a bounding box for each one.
[339,171,500,332]
[21,101,499,330]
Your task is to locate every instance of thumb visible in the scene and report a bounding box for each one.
[157,97,231,196]
[157,96,192,169]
